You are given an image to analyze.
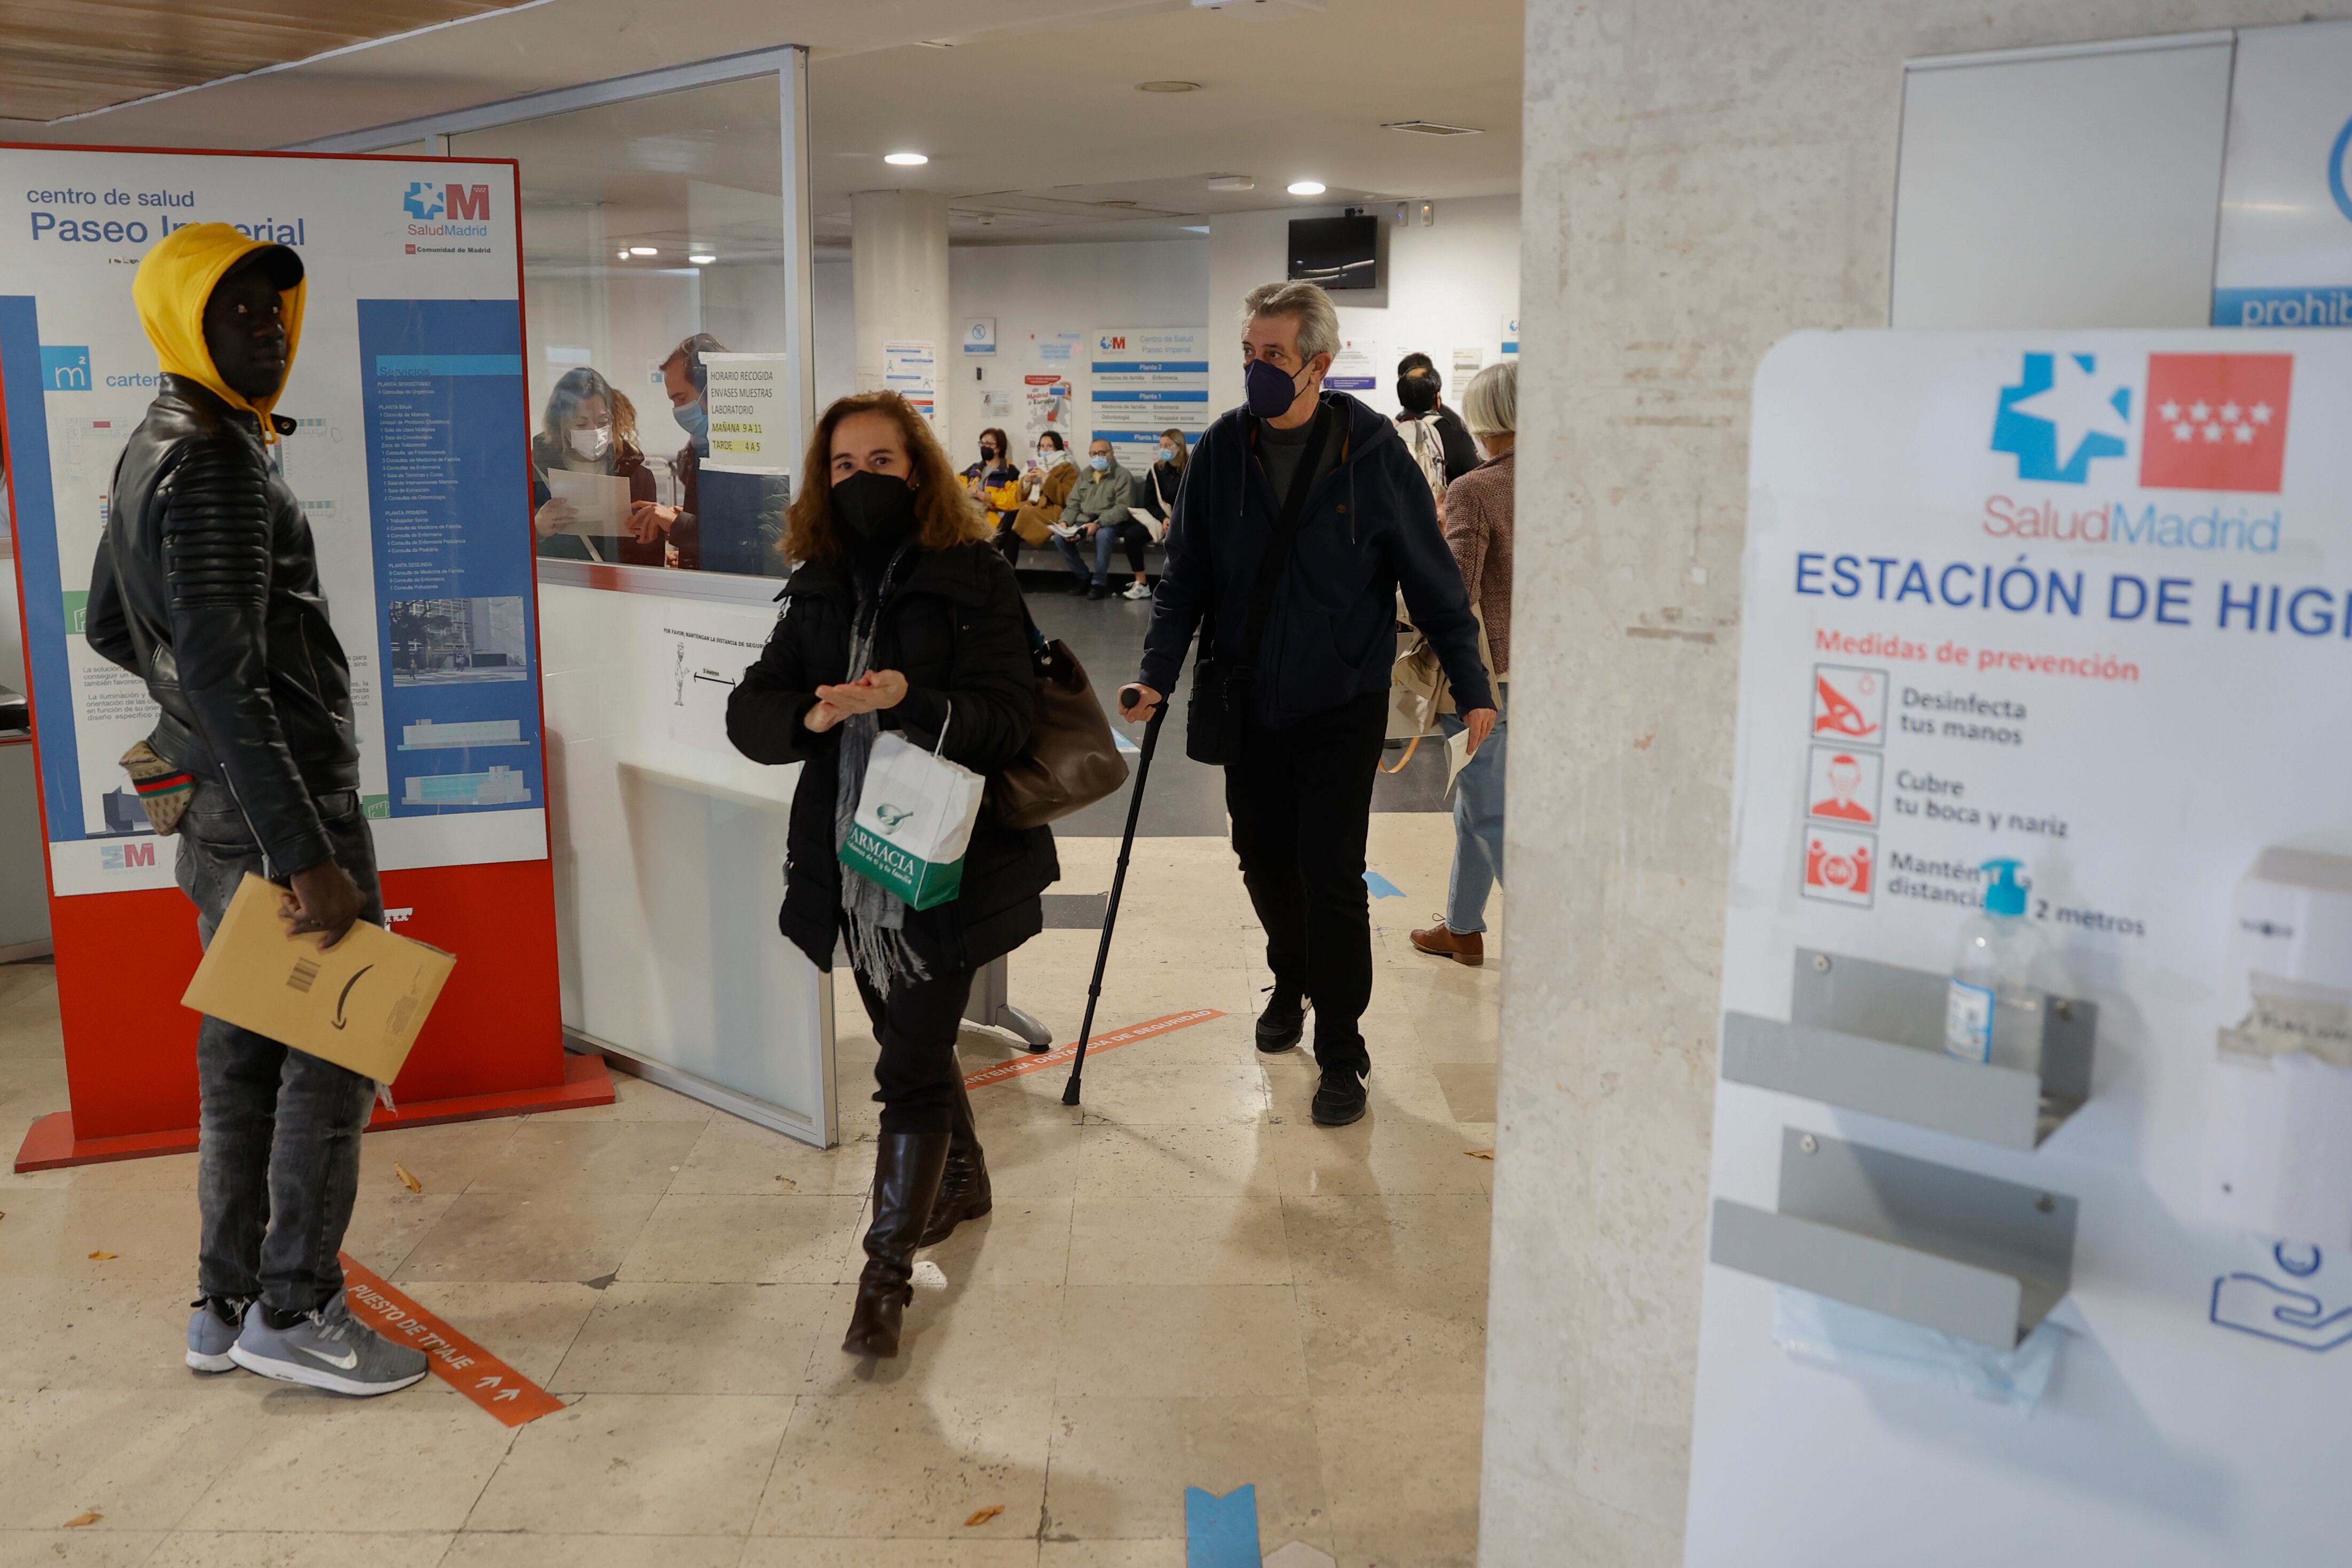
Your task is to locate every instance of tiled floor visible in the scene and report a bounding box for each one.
[0,817,1499,1567]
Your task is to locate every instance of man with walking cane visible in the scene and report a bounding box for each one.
[1120,281,1495,1126]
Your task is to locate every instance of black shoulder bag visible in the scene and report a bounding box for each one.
[1184,404,1333,765]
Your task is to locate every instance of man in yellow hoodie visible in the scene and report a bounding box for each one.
[85,223,428,1398]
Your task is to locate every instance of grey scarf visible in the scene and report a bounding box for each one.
[832,548,932,999]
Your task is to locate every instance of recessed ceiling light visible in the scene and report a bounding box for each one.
[1181,224,1211,234]
[689,253,717,265]
[1286,181,1325,196]
[1138,80,1201,92]
[615,249,629,260]
[629,246,659,256]
[884,152,929,166]
[1382,119,1484,136]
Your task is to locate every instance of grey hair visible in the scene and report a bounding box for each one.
[1462,359,1518,437]
[1240,280,1341,365]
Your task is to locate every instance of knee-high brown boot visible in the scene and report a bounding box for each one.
[918,1078,993,1248]
[842,1131,951,1358]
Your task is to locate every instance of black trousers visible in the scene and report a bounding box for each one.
[1223,688,1388,1074]
[847,939,975,1135]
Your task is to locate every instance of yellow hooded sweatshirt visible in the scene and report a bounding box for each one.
[130,222,306,438]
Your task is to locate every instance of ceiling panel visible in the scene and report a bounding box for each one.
[0,0,532,123]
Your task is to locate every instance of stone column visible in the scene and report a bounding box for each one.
[850,189,952,456]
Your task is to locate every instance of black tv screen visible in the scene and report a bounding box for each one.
[1287,216,1378,291]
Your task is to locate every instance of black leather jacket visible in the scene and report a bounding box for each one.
[87,374,360,876]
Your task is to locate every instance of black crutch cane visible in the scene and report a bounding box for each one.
[1062,686,1169,1106]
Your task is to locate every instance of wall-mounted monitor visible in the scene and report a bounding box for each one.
[1287,216,1379,291]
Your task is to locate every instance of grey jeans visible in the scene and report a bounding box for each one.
[176,781,384,1314]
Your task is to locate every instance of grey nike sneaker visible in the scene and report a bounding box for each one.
[229,1291,429,1397]
[186,1296,252,1374]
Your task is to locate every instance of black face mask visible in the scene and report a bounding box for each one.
[832,469,918,542]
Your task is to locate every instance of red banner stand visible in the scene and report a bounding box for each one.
[12,856,610,1173]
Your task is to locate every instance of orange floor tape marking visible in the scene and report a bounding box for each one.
[964,1008,1225,1090]
[337,1253,565,1425]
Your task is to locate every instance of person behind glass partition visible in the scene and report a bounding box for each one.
[632,332,726,569]
[531,367,658,564]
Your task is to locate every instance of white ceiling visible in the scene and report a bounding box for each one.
[0,0,1523,248]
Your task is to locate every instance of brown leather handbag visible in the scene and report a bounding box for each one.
[987,617,1129,828]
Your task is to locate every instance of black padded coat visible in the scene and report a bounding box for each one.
[86,374,360,876]
[726,540,1058,975]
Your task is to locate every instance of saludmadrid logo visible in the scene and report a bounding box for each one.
[402,181,491,239]
[1984,350,2293,552]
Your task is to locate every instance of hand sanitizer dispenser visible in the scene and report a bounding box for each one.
[2204,848,2352,1247]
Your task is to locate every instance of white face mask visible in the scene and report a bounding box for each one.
[568,424,613,461]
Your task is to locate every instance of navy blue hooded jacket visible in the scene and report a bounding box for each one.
[1138,390,1494,726]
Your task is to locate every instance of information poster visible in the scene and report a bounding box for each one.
[2210,20,2352,328]
[1087,325,1208,473]
[0,148,544,895]
[882,338,936,425]
[1023,373,1073,449]
[1324,334,1379,394]
[1687,330,2352,1566]
[700,351,792,472]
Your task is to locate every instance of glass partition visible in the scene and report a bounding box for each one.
[453,75,794,580]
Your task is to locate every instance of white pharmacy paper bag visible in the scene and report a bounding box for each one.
[839,728,985,911]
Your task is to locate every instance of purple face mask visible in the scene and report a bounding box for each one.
[1245,356,1306,419]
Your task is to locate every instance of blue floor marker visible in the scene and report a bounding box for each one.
[1363,870,1404,898]
[1185,1484,1260,1568]
[1115,731,1140,754]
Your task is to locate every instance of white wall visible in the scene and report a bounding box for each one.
[1208,195,1521,415]
[943,237,1209,466]
[1486,5,2352,1567]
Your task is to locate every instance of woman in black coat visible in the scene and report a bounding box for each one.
[726,390,1056,1358]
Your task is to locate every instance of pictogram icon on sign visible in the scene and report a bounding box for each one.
[2139,353,2293,494]
[1810,665,1886,745]
[1806,746,1881,826]
[1803,827,1876,908]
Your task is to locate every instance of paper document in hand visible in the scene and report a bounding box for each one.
[544,467,631,532]
[1446,727,1474,793]
[1049,523,1080,539]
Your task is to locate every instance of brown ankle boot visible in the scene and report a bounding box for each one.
[842,1131,951,1359]
[1409,921,1484,966]
[918,1079,992,1248]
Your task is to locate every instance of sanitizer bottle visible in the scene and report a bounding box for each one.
[1944,859,2044,1069]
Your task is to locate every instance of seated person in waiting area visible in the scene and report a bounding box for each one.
[531,366,659,563]
[962,426,1025,565]
[1051,438,1151,600]
[1010,430,1078,548]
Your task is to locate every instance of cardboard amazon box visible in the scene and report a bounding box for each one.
[181,874,457,1083]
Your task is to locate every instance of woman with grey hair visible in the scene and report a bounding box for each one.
[1412,358,1516,967]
